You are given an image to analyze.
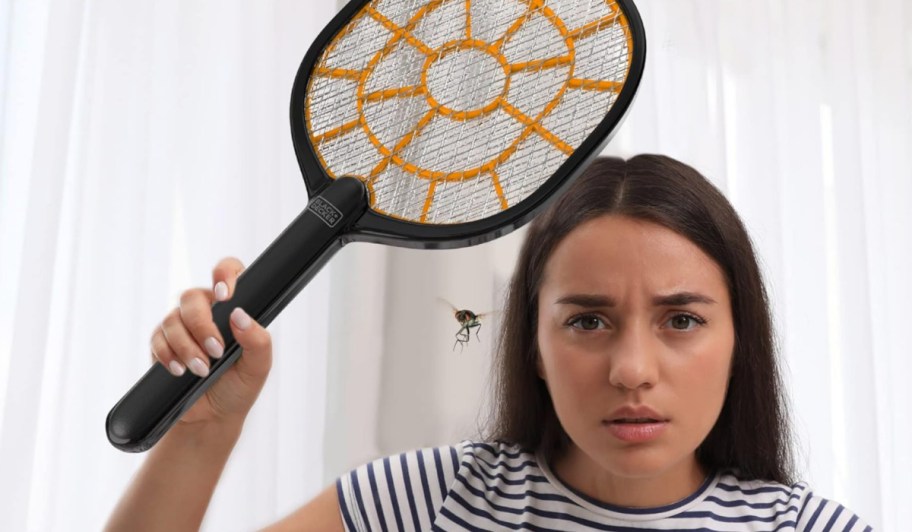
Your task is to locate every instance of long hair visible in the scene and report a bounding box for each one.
[482,154,796,484]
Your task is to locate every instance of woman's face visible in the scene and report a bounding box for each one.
[536,214,735,480]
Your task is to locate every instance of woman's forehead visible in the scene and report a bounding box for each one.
[540,215,728,299]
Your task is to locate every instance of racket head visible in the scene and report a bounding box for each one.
[290,0,646,249]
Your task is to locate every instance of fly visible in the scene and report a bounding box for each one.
[438,298,490,351]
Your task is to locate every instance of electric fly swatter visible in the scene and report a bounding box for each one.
[107,0,645,452]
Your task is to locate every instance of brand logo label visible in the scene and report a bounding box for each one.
[307,197,343,228]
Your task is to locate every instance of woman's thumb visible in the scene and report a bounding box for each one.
[228,307,273,385]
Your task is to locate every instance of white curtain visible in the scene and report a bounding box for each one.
[323,1,911,532]
[0,0,338,530]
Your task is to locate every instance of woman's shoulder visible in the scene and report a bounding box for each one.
[452,439,544,481]
[455,439,537,462]
[335,439,532,531]
[713,470,873,531]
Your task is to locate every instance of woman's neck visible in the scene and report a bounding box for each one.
[550,445,708,508]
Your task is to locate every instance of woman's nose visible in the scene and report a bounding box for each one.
[607,325,660,390]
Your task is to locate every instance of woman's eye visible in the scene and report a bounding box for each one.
[568,315,606,330]
[667,314,706,331]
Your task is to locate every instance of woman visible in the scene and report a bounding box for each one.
[106,155,871,531]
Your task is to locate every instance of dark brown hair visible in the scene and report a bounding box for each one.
[482,154,796,484]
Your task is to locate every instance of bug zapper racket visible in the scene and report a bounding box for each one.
[107,0,645,452]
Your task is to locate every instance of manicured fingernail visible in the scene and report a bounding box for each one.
[189,357,209,378]
[231,307,252,330]
[214,281,228,301]
[169,360,186,377]
[205,337,223,359]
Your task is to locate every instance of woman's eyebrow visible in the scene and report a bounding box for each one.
[555,292,716,307]
[653,292,717,306]
[555,294,617,307]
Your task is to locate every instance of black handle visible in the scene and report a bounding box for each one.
[106,177,369,452]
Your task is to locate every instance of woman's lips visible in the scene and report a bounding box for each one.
[603,419,669,443]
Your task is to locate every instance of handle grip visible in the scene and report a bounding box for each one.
[106,177,368,452]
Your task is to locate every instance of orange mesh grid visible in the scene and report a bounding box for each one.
[306,0,632,224]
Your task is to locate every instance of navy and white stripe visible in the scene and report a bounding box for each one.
[336,440,871,531]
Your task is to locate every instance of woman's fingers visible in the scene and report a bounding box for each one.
[179,287,226,366]
[212,257,245,302]
[150,329,182,375]
[145,255,273,425]
[227,307,272,388]
[149,287,222,378]
[161,298,215,378]
[149,255,269,389]
[151,309,198,377]
[149,255,243,374]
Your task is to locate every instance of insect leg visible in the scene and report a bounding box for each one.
[454,325,469,351]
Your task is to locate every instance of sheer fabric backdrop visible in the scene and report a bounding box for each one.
[0,0,337,530]
[1,0,909,531]
[324,1,910,531]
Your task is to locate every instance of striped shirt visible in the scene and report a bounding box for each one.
[336,440,871,531]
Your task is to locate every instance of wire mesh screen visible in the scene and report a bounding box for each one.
[305,0,633,224]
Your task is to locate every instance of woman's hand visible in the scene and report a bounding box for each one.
[149,256,273,428]
[107,261,269,532]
